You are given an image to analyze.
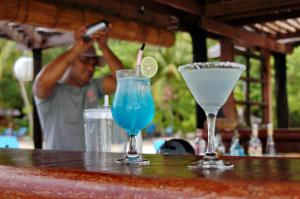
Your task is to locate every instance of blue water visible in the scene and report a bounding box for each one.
[112,77,155,136]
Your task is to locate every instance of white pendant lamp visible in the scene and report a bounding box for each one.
[13,57,33,82]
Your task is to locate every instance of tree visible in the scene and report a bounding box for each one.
[144,33,196,133]
[0,39,24,109]
[287,46,300,127]
[0,39,31,133]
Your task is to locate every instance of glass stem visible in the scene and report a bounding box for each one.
[127,135,138,156]
[206,112,217,155]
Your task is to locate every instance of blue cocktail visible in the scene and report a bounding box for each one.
[112,69,155,165]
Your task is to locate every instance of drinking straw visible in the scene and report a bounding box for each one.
[136,43,145,71]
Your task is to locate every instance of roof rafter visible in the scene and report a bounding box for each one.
[199,18,293,54]
[276,31,300,39]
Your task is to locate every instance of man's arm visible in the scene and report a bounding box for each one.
[33,28,91,99]
[95,32,124,94]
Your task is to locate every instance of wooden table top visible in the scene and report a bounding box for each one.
[0,149,300,198]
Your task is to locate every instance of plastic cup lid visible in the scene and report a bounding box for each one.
[83,108,112,119]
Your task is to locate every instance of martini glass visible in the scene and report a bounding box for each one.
[178,62,245,169]
[112,69,155,165]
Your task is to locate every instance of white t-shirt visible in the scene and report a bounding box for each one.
[35,79,104,151]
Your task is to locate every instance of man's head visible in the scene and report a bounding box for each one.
[66,47,104,86]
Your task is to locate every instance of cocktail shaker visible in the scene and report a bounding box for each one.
[84,95,127,152]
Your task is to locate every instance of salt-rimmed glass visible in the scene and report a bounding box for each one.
[178,62,245,169]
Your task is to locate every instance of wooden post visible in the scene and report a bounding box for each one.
[189,25,207,129]
[220,38,233,61]
[261,50,272,124]
[32,48,43,149]
[245,50,251,126]
[220,38,237,122]
[274,52,289,128]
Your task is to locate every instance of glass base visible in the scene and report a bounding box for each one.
[115,154,150,165]
[188,153,233,170]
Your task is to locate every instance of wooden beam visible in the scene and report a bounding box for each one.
[0,22,75,49]
[234,48,264,60]
[0,0,175,47]
[0,22,29,47]
[41,32,74,49]
[119,0,183,17]
[276,31,300,39]
[52,0,174,29]
[274,52,289,128]
[199,18,293,54]
[152,0,202,15]
[150,0,300,28]
[204,0,300,18]
[21,25,43,48]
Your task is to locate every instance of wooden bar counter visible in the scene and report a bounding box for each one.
[0,149,300,198]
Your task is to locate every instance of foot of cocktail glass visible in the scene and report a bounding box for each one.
[188,113,233,170]
[115,135,149,165]
[188,154,233,169]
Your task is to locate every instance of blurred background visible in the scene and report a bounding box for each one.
[1,32,300,152]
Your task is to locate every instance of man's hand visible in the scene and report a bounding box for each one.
[92,26,111,50]
[71,26,93,54]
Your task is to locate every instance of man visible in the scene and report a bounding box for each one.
[33,26,123,151]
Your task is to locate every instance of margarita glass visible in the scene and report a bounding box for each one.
[178,62,245,169]
[112,69,155,165]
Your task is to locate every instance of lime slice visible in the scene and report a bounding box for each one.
[141,56,158,78]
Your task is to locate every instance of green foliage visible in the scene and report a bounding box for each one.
[144,33,196,132]
[0,40,18,78]
[0,39,25,109]
[0,75,23,109]
[13,117,29,130]
[107,40,140,68]
[42,47,68,66]
[287,46,300,127]
[2,34,300,133]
